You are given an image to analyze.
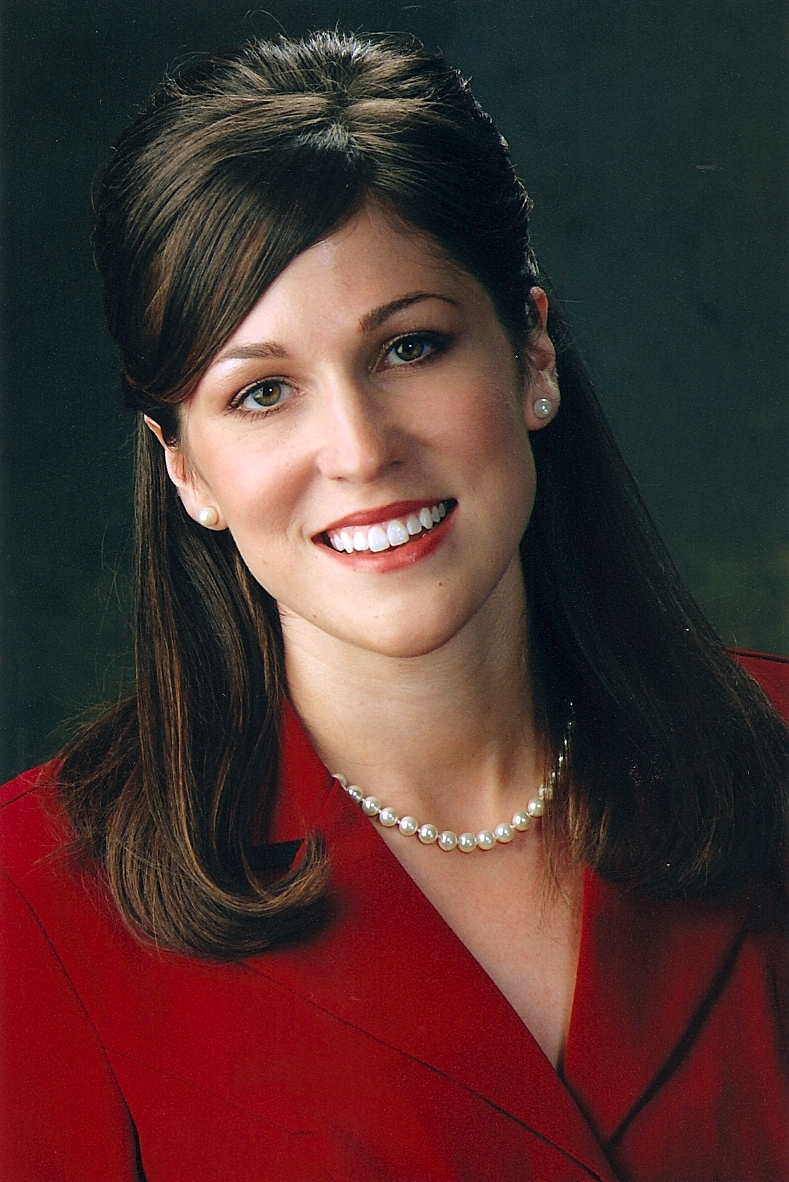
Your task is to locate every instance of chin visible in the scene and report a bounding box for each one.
[277,595,479,662]
[340,591,498,660]
[360,625,465,661]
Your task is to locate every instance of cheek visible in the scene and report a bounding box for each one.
[471,391,537,534]
[196,441,301,530]
[444,378,533,482]
[445,357,527,441]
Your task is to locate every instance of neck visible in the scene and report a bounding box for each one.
[281,561,543,831]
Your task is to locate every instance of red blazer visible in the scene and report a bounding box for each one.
[1,651,787,1181]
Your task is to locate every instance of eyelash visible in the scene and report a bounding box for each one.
[231,378,293,417]
[229,331,451,417]
[380,331,450,368]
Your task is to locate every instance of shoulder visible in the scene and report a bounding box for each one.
[731,648,789,722]
[0,759,100,969]
[0,760,68,877]
[0,759,59,808]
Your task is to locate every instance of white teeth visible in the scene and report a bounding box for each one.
[387,520,409,546]
[368,524,390,552]
[327,502,450,553]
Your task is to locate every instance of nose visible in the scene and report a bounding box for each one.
[315,377,406,483]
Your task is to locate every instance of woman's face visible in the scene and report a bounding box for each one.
[153,202,558,659]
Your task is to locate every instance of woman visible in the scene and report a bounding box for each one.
[1,31,787,1182]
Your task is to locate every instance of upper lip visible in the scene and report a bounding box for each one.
[318,499,450,534]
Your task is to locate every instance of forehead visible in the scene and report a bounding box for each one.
[215,201,483,354]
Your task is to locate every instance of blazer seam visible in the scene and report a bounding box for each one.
[730,648,789,667]
[0,864,135,1119]
[771,959,789,1067]
[105,1045,318,1137]
[239,963,608,1177]
[0,761,59,811]
[604,915,749,1154]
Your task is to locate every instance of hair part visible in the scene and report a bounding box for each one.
[59,31,788,957]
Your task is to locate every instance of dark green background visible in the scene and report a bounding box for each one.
[2,0,787,782]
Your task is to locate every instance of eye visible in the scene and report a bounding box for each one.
[235,378,293,413]
[382,333,446,367]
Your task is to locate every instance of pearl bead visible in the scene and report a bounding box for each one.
[197,506,219,527]
[533,397,553,420]
[334,720,570,853]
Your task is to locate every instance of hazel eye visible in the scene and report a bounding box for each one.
[384,334,444,366]
[237,379,292,411]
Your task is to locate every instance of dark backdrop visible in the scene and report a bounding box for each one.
[2,0,787,781]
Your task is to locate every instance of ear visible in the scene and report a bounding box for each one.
[143,415,226,530]
[521,287,560,432]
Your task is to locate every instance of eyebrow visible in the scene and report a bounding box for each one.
[212,292,459,365]
[359,292,459,332]
[213,341,289,364]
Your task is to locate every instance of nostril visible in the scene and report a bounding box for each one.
[316,390,407,481]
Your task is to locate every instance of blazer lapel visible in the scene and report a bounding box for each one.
[249,704,619,1181]
[563,869,751,1145]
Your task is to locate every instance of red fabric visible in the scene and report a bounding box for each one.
[1,653,787,1181]
[732,648,789,720]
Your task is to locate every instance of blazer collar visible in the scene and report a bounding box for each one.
[256,702,617,1178]
[253,702,750,1175]
[563,868,751,1147]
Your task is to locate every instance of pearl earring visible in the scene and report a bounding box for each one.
[533,397,554,420]
[197,506,219,527]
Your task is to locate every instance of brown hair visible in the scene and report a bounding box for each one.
[59,32,788,957]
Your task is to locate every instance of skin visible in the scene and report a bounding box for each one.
[147,202,581,1070]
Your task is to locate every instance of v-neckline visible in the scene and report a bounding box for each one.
[251,699,753,1174]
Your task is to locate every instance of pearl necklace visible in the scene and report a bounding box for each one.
[332,730,567,853]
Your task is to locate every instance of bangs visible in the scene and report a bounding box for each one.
[128,125,371,405]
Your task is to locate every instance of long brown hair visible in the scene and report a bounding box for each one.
[59,32,788,957]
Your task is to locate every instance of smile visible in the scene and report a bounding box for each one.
[325,501,453,554]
